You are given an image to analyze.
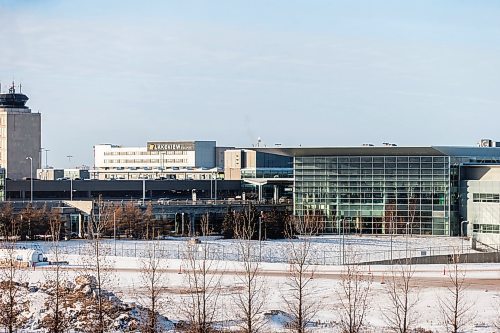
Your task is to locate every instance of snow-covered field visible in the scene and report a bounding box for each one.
[15,236,500,332]
[19,234,478,265]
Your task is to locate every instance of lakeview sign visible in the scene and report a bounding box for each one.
[147,141,195,152]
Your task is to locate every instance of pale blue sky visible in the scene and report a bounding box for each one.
[1,0,500,167]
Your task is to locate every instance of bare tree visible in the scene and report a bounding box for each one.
[115,201,142,238]
[233,204,266,333]
[0,223,29,333]
[138,236,169,332]
[182,213,222,333]
[42,210,71,332]
[438,251,475,333]
[382,262,419,333]
[80,197,116,333]
[282,215,321,333]
[336,252,373,333]
[143,202,155,240]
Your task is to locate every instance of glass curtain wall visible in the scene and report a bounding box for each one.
[294,155,451,235]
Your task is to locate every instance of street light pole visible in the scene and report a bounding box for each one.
[113,210,117,255]
[406,222,410,262]
[214,171,217,203]
[259,211,263,261]
[181,212,185,236]
[142,178,146,206]
[461,220,468,253]
[26,156,33,203]
[390,217,393,265]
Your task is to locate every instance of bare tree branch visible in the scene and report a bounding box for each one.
[181,213,223,333]
[282,215,321,333]
[382,262,419,333]
[336,252,373,333]
[232,204,266,333]
[138,236,169,333]
[438,250,475,333]
[80,196,116,333]
[0,223,29,333]
[42,210,71,332]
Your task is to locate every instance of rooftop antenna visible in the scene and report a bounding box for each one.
[9,81,15,94]
[257,137,261,147]
[19,83,22,93]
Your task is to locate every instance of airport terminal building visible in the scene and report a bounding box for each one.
[255,145,500,237]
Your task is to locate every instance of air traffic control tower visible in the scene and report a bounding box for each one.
[0,83,41,180]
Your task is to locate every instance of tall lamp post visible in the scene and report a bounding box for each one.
[214,170,218,203]
[25,156,33,203]
[461,220,468,253]
[405,222,410,262]
[259,211,263,261]
[70,177,74,201]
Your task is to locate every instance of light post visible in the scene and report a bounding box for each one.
[390,216,394,265]
[210,174,213,200]
[113,210,117,255]
[341,218,346,265]
[25,156,33,203]
[461,220,468,253]
[70,177,73,201]
[259,211,263,261]
[181,212,185,236]
[214,171,218,203]
[405,222,410,262]
[142,178,146,206]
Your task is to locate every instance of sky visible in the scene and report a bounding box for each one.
[1,0,500,168]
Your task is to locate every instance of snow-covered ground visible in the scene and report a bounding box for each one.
[24,255,500,333]
[17,236,500,333]
[18,234,478,265]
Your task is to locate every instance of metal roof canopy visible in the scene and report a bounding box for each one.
[246,146,500,158]
[243,178,294,186]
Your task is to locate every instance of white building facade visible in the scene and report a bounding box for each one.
[465,166,500,247]
[93,141,217,180]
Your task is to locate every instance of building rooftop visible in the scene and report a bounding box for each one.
[249,146,500,158]
[0,83,29,109]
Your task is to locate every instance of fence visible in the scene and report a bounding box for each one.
[11,239,497,266]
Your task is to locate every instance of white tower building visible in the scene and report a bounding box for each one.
[0,83,41,179]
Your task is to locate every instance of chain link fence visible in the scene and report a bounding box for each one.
[11,239,494,266]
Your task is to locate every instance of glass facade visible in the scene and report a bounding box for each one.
[294,155,452,235]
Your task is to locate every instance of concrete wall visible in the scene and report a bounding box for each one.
[467,180,500,247]
[0,108,41,180]
[366,251,500,265]
[224,150,242,180]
